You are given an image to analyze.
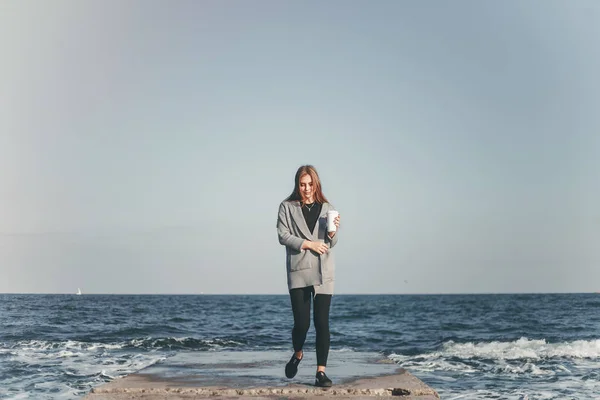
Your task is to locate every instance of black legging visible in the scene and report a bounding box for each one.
[289,286,332,367]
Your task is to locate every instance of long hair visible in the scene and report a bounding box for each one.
[285,165,329,205]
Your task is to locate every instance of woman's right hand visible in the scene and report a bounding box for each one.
[309,241,329,255]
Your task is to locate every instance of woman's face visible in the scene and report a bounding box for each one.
[299,174,315,202]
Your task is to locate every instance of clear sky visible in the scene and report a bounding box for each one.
[1,1,599,294]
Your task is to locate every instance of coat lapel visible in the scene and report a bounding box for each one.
[290,201,314,239]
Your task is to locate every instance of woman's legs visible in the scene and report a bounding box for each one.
[288,287,333,386]
[313,293,332,370]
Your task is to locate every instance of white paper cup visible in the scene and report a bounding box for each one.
[326,210,339,232]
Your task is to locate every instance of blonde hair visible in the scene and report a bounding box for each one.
[285,165,329,205]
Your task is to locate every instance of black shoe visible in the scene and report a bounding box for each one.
[315,371,333,387]
[285,353,302,379]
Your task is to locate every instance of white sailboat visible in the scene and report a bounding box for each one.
[76,288,82,295]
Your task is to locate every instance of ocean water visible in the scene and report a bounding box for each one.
[1,293,599,399]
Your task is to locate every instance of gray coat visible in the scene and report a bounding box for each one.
[277,200,338,295]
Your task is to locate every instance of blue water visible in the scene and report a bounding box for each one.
[2,293,600,399]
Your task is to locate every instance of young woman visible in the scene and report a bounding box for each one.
[276,165,341,387]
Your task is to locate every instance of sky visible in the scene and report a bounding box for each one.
[1,0,599,294]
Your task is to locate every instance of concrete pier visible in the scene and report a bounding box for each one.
[85,351,439,399]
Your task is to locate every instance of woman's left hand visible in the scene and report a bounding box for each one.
[328,214,340,238]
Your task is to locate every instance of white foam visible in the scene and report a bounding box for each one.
[391,337,600,364]
[330,346,358,353]
[3,339,167,399]
[438,387,575,400]
[389,337,600,400]
[494,361,553,375]
[439,337,600,360]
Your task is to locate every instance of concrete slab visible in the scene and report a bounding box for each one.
[85,351,439,399]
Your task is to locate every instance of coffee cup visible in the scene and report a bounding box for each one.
[326,210,339,232]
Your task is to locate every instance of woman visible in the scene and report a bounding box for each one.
[276,165,341,387]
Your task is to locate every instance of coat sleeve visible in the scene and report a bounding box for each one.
[327,230,338,248]
[277,202,305,251]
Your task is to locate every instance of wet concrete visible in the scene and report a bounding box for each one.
[85,350,439,399]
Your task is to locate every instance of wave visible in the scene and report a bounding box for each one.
[389,337,600,377]
[6,336,246,353]
[124,337,246,350]
[389,337,600,399]
[1,339,166,399]
[391,337,600,364]
[438,337,600,360]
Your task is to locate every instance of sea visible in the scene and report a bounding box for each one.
[1,293,599,399]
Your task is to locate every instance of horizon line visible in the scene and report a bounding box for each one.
[0,291,597,296]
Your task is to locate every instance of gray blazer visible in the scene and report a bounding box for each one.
[277,200,338,295]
